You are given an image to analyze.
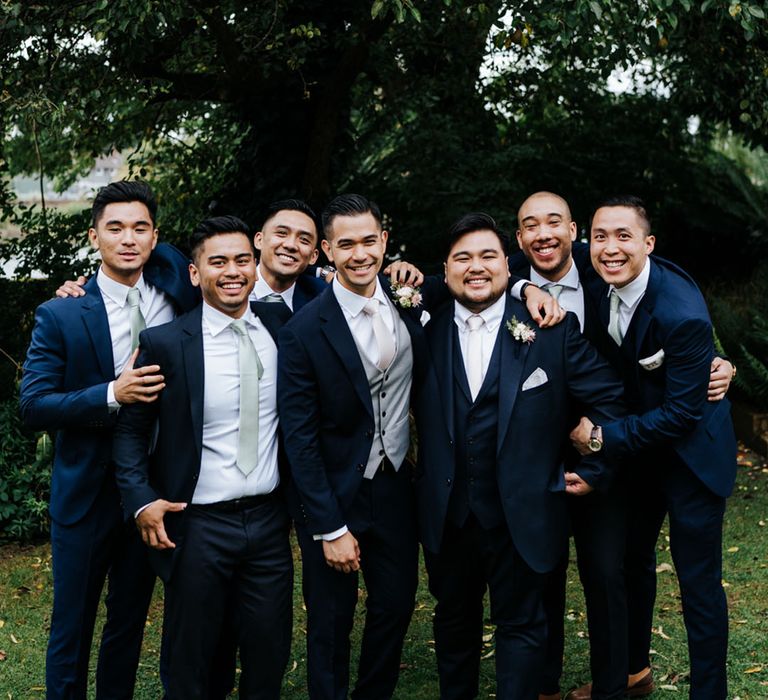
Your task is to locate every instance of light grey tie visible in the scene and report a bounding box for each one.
[546,284,564,301]
[230,319,264,476]
[126,287,146,353]
[608,290,623,346]
[466,314,485,400]
[261,292,287,306]
[363,299,396,370]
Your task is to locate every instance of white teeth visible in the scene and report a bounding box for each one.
[536,246,555,254]
[604,261,624,268]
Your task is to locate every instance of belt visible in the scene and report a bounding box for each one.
[190,492,276,513]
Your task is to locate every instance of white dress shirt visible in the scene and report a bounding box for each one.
[193,302,280,504]
[454,294,506,388]
[249,264,296,310]
[529,261,585,331]
[97,268,175,409]
[332,277,396,366]
[608,257,651,339]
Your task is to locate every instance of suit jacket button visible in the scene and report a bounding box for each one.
[446,478,452,486]
[357,464,365,472]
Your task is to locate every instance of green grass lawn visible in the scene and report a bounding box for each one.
[2,448,767,698]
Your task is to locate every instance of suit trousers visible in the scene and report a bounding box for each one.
[424,516,547,700]
[162,495,293,700]
[625,453,728,699]
[295,464,418,700]
[540,485,628,700]
[46,477,156,700]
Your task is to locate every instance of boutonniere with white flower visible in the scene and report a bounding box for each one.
[506,316,536,344]
[391,282,423,309]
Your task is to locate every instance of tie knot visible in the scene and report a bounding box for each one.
[127,287,141,308]
[230,319,248,337]
[466,315,485,332]
[546,284,564,301]
[610,289,622,311]
[261,292,285,304]
[363,299,380,317]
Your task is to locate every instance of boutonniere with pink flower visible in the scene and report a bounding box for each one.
[506,316,536,344]
[391,282,423,309]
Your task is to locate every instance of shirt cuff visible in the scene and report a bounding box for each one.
[134,501,154,519]
[510,279,528,301]
[107,381,121,412]
[313,525,349,541]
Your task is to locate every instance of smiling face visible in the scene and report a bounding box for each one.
[254,209,319,291]
[321,212,387,297]
[88,201,158,286]
[590,206,655,288]
[444,229,510,312]
[516,192,577,282]
[189,232,257,317]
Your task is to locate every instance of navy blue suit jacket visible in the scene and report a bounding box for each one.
[598,260,737,498]
[413,296,626,573]
[277,277,428,534]
[292,272,327,311]
[19,243,199,526]
[111,301,291,581]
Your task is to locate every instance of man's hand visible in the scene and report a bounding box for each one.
[524,285,566,328]
[114,348,165,405]
[708,357,734,402]
[322,531,361,574]
[570,416,595,456]
[565,472,594,496]
[383,261,425,287]
[136,499,187,549]
[55,275,88,298]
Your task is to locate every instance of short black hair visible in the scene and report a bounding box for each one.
[321,193,382,239]
[91,180,158,227]
[444,212,509,259]
[591,195,652,236]
[259,199,319,238]
[189,215,252,262]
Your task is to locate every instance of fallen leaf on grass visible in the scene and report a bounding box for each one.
[744,666,763,674]
[727,546,739,553]
[0,649,6,661]
[482,633,494,643]
[10,634,19,644]
[481,648,495,659]
[653,625,671,640]
[659,685,678,691]
[0,620,4,629]
[656,563,674,573]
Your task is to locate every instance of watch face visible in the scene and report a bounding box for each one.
[587,438,602,452]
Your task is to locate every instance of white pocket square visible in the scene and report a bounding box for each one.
[419,310,431,327]
[639,348,665,370]
[522,367,548,391]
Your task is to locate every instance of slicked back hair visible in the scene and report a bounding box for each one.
[189,215,252,263]
[444,212,510,259]
[321,193,382,240]
[91,180,158,227]
[260,199,319,239]
[591,195,652,236]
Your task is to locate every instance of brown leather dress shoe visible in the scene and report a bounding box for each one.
[626,670,655,697]
[538,693,562,700]
[564,683,591,700]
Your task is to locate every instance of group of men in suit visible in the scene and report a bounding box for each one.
[21,180,736,700]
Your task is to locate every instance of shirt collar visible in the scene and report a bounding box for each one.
[610,257,651,309]
[251,264,296,308]
[202,300,259,337]
[332,276,389,318]
[454,293,506,333]
[96,267,148,307]
[529,259,580,291]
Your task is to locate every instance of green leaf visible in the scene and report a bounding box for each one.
[748,5,765,18]
[371,0,385,19]
[589,1,603,19]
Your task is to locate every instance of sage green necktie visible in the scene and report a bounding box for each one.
[230,319,264,476]
[126,287,146,352]
[260,292,287,306]
[546,284,564,301]
[608,290,623,346]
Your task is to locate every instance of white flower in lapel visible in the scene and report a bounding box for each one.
[506,316,536,344]
[390,282,423,308]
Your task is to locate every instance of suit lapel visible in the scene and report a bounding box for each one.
[319,291,373,417]
[427,304,456,443]
[496,298,530,454]
[81,277,117,380]
[623,261,659,353]
[180,306,205,463]
[250,300,291,343]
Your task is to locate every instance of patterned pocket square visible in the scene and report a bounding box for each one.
[522,367,548,391]
[638,348,665,371]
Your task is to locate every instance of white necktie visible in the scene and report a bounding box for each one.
[126,287,146,353]
[363,299,396,370]
[608,290,623,346]
[546,284,564,301]
[466,314,485,400]
[230,320,264,476]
